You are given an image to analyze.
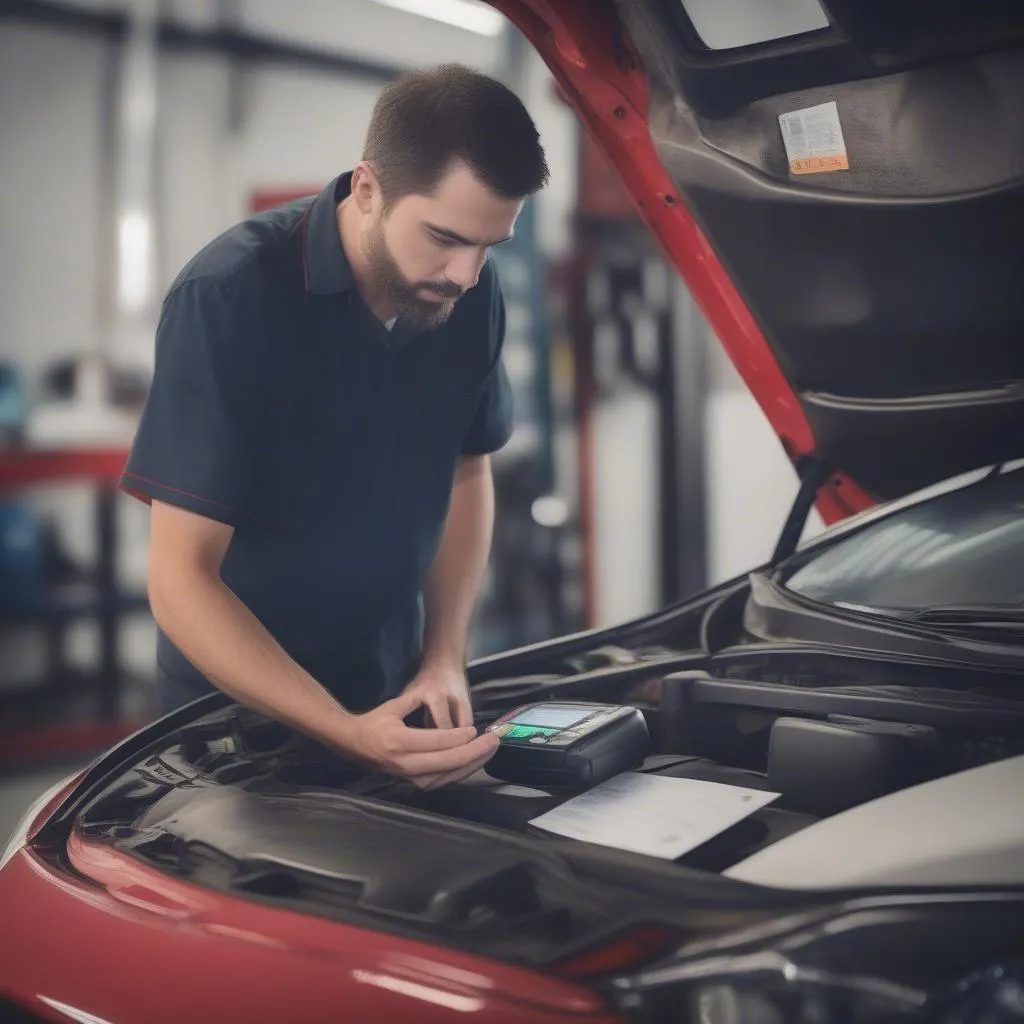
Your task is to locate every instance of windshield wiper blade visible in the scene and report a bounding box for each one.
[911,605,1024,626]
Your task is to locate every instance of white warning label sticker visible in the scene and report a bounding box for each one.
[778,100,849,175]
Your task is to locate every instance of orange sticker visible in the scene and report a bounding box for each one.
[790,154,850,175]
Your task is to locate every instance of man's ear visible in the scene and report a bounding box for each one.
[351,161,380,215]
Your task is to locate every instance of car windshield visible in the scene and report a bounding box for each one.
[785,468,1024,616]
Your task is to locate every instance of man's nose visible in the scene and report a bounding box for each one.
[446,248,486,291]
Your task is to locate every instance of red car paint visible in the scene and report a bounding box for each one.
[1,835,617,1023]
[1,780,618,1022]
[489,0,875,524]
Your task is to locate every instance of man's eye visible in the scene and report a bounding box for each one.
[430,233,457,248]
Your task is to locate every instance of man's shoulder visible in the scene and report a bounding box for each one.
[169,196,315,294]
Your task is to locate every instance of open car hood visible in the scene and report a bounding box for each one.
[489,0,1024,520]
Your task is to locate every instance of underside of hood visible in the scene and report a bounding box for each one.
[491,0,1024,516]
[725,753,1024,890]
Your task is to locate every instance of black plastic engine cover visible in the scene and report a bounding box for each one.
[767,716,942,816]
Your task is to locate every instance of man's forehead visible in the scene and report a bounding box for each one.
[400,182,522,246]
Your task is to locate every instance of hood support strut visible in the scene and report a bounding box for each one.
[772,457,833,565]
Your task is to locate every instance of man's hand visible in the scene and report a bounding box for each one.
[403,662,474,729]
[335,689,496,789]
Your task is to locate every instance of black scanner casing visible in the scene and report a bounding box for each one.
[485,706,650,789]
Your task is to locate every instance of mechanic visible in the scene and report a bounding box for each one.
[121,64,549,790]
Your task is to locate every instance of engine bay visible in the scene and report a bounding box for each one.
[76,646,1024,877]
[60,573,1024,967]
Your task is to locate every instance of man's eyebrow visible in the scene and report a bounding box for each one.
[424,222,513,247]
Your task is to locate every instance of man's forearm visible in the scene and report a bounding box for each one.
[150,569,354,748]
[421,454,496,669]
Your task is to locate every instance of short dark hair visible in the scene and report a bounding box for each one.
[363,64,549,205]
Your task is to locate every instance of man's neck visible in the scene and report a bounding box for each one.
[336,198,395,322]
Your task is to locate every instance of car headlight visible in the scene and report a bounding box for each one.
[619,949,928,1024]
[689,962,927,1023]
[609,897,1024,1024]
[0,775,77,871]
[685,959,1024,1024]
[945,960,1024,1024]
[622,959,1024,1024]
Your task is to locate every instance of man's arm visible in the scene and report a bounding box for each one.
[409,454,496,728]
[147,500,495,784]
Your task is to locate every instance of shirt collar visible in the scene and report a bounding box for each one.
[302,172,356,295]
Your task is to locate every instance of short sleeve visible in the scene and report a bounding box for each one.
[461,269,514,455]
[121,277,264,525]
[461,360,514,455]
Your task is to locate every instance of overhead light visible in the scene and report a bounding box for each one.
[532,495,570,529]
[368,0,506,36]
[117,210,153,314]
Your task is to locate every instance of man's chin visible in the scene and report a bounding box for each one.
[421,309,455,330]
[408,297,457,330]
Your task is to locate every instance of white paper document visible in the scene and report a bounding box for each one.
[529,773,780,861]
[778,100,849,175]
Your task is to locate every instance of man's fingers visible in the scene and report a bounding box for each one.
[453,694,472,729]
[395,723,478,752]
[397,733,497,777]
[427,696,454,730]
[416,742,498,789]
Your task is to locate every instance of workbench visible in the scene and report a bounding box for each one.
[0,447,153,768]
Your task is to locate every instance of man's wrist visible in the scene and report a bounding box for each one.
[419,646,466,675]
[321,706,363,755]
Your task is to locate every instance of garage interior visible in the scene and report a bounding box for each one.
[0,0,820,838]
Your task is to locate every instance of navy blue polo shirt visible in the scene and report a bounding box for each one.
[122,173,513,710]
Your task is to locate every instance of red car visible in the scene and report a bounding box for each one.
[4,2,1024,1022]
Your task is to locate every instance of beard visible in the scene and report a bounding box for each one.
[364,219,464,331]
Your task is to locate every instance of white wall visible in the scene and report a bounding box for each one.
[518,45,578,258]
[705,388,824,585]
[592,388,660,626]
[704,347,824,585]
[0,23,110,381]
[156,56,388,292]
[156,53,236,296]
